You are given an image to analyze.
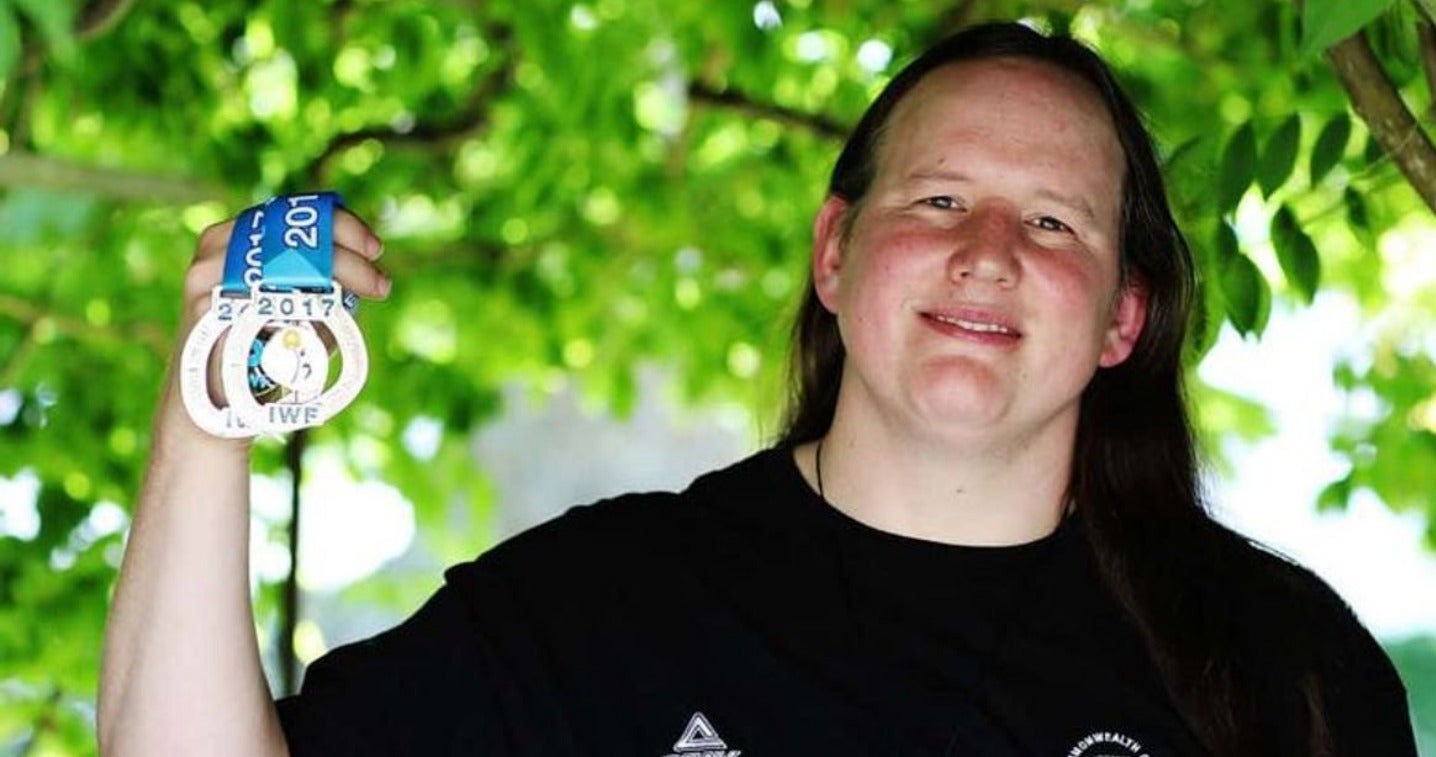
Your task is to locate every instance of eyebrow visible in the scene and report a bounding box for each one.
[906,170,1100,224]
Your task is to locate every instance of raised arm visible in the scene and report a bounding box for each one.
[97,210,388,757]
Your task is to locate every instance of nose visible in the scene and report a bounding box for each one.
[946,203,1021,286]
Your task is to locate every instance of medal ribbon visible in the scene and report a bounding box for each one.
[220,192,344,296]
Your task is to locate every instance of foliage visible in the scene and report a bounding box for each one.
[1,0,1435,752]
[1386,634,1436,752]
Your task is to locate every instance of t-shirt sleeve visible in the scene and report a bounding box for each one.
[1242,548,1420,755]
[275,580,507,756]
[1319,601,1419,756]
[275,499,656,757]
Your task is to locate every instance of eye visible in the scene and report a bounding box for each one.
[920,195,962,210]
[1032,215,1073,234]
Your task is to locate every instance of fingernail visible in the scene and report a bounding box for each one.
[368,235,384,258]
[379,275,393,297]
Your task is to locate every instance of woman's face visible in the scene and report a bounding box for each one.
[813,57,1145,449]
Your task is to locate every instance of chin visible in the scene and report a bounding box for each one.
[907,388,1011,436]
[909,362,1007,415]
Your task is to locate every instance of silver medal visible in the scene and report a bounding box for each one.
[179,288,259,438]
[219,287,367,434]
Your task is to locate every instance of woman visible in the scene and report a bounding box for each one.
[99,21,1415,757]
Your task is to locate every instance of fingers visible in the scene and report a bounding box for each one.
[333,210,383,261]
[183,224,232,323]
[185,208,389,306]
[332,244,392,300]
[332,209,391,299]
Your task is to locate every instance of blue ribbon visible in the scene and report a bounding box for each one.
[219,192,353,397]
[221,192,345,297]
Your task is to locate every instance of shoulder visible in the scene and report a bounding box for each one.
[441,446,792,597]
[1218,532,1415,749]
[277,454,791,754]
[1222,535,1378,653]
[1220,533,1386,670]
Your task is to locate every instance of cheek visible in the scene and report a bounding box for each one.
[1031,258,1119,324]
[841,257,912,319]
[834,250,912,343]
[842,225,940,295]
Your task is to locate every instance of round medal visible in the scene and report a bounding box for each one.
[219,287,367,434]
[183,191,366,437]
[179,289,258,438]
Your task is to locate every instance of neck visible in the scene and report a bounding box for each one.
[803,408,1073,547]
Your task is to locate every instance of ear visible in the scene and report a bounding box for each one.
[1098,276,1148,368]
[812,195,850,314]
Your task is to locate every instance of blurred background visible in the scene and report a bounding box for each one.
[1,0,1434,753]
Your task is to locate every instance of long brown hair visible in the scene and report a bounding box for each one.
[779,22,1330,754]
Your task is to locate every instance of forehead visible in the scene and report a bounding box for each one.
[875,57,1125,190]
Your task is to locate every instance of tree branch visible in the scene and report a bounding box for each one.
[687,81,848,140]
[1,324,39,388]
[280,427,307,697]
[0,292,170,357]
[1415,0,1436,27]
[1327,31,1436,214]
[75,0,137,41]
[2,0,137,150]
[302,25,516,185]
[2,46,45,150]
[0,151,230,203]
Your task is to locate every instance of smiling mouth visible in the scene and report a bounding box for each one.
[924,312,1021,337]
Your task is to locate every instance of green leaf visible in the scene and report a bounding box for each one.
[1163,135,1218,214]
[1367,0,1419,79]
[11,0,77,60]
[1309,113,1352,185]
[1218,250,1268,337]
[1214,219,1240,262]
[34,485,90,553]
[1345,186,1370,230]
[0,4,20,81]
[1300,0,1395,57]
[1364,131,1385,163]
[1162,135,1203,171]
[1194,383,1277,442]
[1187,275,1221,361]
[1217,122,1257,213]
[1317,474,1353,512]
[1333,360,1359,391]
[1188,222,1241,357]
[1270,205,1322,303]
[1257,115,1302,198]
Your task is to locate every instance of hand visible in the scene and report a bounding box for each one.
[161,207,390,438]
[182,208,390,328]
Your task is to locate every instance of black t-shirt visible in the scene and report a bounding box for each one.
[277,448,1416,755]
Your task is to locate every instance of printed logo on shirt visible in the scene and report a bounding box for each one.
[1066,730,1150,757]
[661,712,741,757]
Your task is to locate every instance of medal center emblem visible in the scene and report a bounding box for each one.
[260,324,329,399]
